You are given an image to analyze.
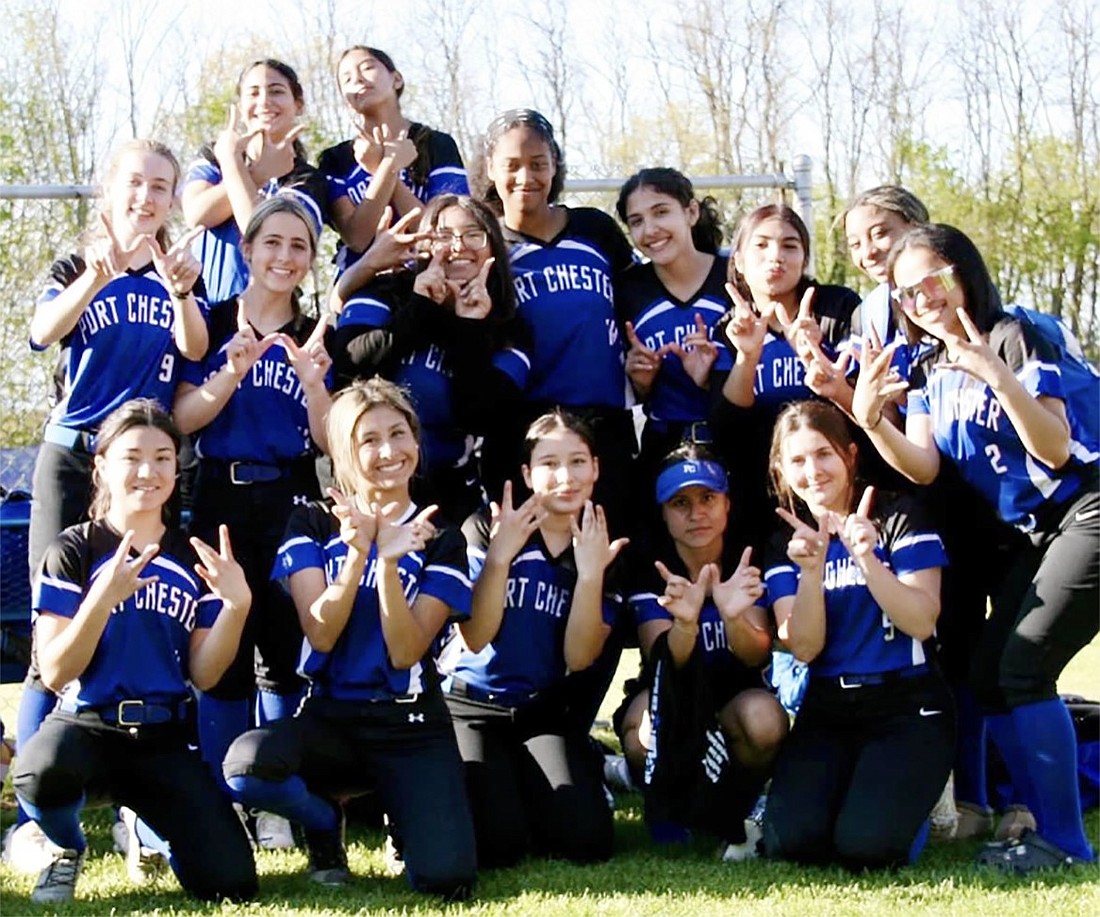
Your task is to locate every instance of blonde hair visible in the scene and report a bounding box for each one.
[327,379,421,495]
[94,139,182,250]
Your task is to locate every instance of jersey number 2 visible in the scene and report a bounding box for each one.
[984,444,1008,474]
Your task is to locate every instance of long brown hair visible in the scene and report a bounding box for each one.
[768,400,858,513]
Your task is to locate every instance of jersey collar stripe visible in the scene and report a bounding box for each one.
[764,565,798,581]
[345,297,391,311]
[431,166,467,177]
[510,243,543,262]
[38,575,82,594]
[558,239,609,266]
[513,549,546,564]
[283,535,321,553]
[149,555,199,591]
[505,348,532,369]
[424,564,472,589]
[891,533,945,551]
[628,591,660,602]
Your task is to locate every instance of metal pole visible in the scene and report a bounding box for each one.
[791,155,814,275]
[0,184,95,200]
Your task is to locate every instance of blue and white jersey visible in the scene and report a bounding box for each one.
[35,256,208,432]
[180,300,328,464]
[505,207,635,410]
[184,148,327,302]
[765,496,946,677]
[443,529,620,698]
[33,522,222,710]
[319,126,468,274]
[275,502,471,701]
[617,257,733,423]
[908,313,1099,532]
[841,282,919,389]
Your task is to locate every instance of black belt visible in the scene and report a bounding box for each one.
[59,698,192,727]
[446,677,539,709]
[645,418,712,444]
[203,456,313,485]
[813,663,930,690]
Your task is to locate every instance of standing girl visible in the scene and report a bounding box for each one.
[763,400,954,869]
[222,379,477,898]
[182,59,327,303]
[319,46,469,275]
[853,223,1099,871]
[12,400,256,905]
[440,411,625,867]
[173,196,332,830]
[615,168,727,497]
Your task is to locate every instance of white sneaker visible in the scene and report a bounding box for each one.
[31,847,85,904]
[119,806,166,884]
[602,754,634,792]
[254,811,296,850]
[721,820,763,863]
[929,774,958,840]
[2,821,63,874]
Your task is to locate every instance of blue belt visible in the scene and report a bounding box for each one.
[59,698,191,727]
[446,677,540,709]
[43,424,96,453]
[814,663,930,690]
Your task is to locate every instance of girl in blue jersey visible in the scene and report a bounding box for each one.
[14,139,208,867]
[439,410,627,867]
[853,223,1100,871]
[478,109,636,529]
[711,204,860,552]
[843,189,1028,843]
[616,446,786,858]
[319,46,469,276]
[182,59,327,303]
[222,378,477,897]
[330,194,529,524]
[762,400,954,869]
[12,400,256,905]
[173,196,332,836]
[615,168,728,501]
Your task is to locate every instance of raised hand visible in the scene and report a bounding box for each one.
[369,206,429,273]
[246,124,304,187]
[780,286,825,363]
[943,307,1004,385]
[327,487,377,554]
[374,123,417,172]
[224,300,280,377]
[414,246,451,305]
[486,481,546,564]
[830,485,879,566]
[85,531,160,611]
[712,546,764,621]
[191,524,251,611]
[84,213,147,280]
[776,506,830,572]
[449,256,495,319]
[666,312,719,387]
[654,560,711,627]
[213,106,255,168]
[284,318,331,392]
[375,503,438,560]
[851,332,906,429]
[804,349,854,402]
[723,282,767,357]
[149,227,204,297]
[571,501,629,580]
[624,321,664,394]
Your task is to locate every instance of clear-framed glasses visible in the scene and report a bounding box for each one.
[891,265,957,312]
[430,229,489,252]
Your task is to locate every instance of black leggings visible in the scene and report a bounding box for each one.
[971,485,1100,712]
[445,693,613,868]
[763,671,955,870]
[13,712,256,901]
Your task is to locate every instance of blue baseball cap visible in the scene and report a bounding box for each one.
[655,459,729,504]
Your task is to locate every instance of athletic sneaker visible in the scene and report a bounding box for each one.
[928,777,959,839]
[994,805,1037,842]
[2,820,63,874]
[254,811,296,850]
[954,800,994,840]
[304,811,349,886]
[31,847,85,904]
[120,806,166,884]
[602,754,634,792]
[721,820,763,863]
[977,829,1086,874]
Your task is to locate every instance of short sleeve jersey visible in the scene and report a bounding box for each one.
[183,147,327,302]
[505,207,635,409]
[617,256,733,423]
[35,256,208,431]
[274,502,471,701]
[180,300,328,464]
[764,496,946,677]
[33,521,222,710]
[907,314,1100,531]
[443,528,621,698]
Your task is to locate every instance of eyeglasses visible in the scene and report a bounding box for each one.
[430,229,489,252]
[891,266,957,312]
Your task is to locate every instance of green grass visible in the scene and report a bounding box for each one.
[1,638,1098,916]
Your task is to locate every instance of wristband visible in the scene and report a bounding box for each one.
[169,288,195,301]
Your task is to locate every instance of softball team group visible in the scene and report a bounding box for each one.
[4,47,1097,906]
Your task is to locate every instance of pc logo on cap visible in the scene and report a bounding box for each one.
[655,460,729,503]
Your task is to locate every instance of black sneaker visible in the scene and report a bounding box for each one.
[304,808,349,886]
[976,828,1086,874]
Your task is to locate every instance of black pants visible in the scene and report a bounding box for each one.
[13,712,256,901]
[763,671,955,870]
[224,691,476,896]
[445,692,613,868]
[971,485,1100,712]
[189,459,319,696]
[28,442,93,581]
